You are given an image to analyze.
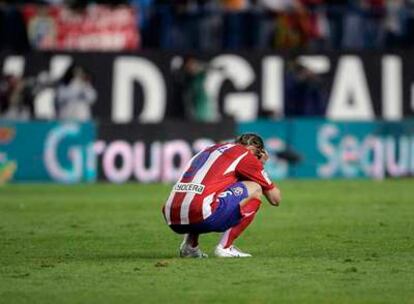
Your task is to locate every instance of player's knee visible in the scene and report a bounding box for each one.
[241,198,261,216]
[250,198,262,212]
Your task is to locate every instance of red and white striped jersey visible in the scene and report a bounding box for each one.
[162,143,275,225]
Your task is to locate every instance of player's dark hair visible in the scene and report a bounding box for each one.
[235,133,264,150]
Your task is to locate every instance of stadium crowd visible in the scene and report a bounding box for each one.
[0,0,412,121]
[1,0,414,51]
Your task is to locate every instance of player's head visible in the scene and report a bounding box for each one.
[235,133,265,160]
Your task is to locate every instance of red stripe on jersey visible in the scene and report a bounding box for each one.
[169,192,186,224]
[188,200,203,224]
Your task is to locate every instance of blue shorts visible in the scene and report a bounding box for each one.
[169,182,249,234]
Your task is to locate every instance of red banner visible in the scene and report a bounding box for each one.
[23,4,140,51]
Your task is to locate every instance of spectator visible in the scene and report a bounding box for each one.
[343,0,386,49]
[220,0,250,49]
[0,74,33,120]
[362,0,386,49]
[342,2,363,48]
[171,56,219,122]
[324,0,348,49]
[273,1,314,49]
[0,4,30,52]
[285,59,326,117]
[220,0,249,11]
[19,71,54,119]
[254,0,294,49]
[129,0,154,47]
[0,74,16,116]
[56,64,97,121]
[198,0,222,51]
[26,5,56,50]
[169,1,203,50]
[384,0,408,48]
[300,0,330,50]
[182,56,217,122]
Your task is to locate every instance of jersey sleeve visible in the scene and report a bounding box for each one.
[235,152,275,191]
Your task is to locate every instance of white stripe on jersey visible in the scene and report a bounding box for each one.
[163,191,175,225]
[223,151,248,175]
[164,150,202,225]
[202,192,215,219]
[180,149,223,224]
[261,169,272,185]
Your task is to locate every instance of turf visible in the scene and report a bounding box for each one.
[0,180,413,304]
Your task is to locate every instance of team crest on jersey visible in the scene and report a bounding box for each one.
[231,186,244,196]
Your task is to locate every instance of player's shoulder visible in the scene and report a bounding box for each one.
[214,143,249,155]
[207,142,254,161]
[220,144,261,166]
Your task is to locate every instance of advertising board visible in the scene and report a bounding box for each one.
[0,121,95,183]
[240,119,414,179]
[2,52,414,122]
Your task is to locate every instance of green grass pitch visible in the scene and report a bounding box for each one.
[0,180,413,304]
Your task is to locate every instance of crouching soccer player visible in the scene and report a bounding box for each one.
[162,133,281,258]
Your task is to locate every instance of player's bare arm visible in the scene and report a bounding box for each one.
[239,180,280,207]
[261,150,281,206]
[264,187,281,206]
[256,147,281,206]
[241,149,281,206]
[243,143,281,206]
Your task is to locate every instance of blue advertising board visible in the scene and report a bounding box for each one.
[239,119,414,179]
[1,119,413,183]
[0,121,96,183]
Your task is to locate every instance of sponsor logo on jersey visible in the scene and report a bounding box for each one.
[173,182,205,194]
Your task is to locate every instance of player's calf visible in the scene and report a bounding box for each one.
[217,197,261,255]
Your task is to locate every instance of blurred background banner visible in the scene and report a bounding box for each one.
[96,120,235,183]
[0,121,96,183]
[240,119,414,180]
[1,51,414,122]
[22,4,140,51]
